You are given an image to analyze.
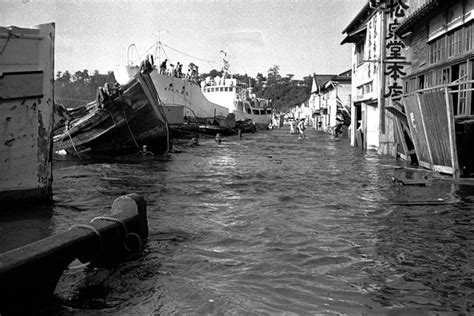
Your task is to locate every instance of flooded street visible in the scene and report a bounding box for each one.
[3,127,474,314]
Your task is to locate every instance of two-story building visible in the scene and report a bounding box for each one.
[343,0,474,177]
[396,0,474,177]
[342,1,419,157]
[308,72,351,134]
[341,3,385,150]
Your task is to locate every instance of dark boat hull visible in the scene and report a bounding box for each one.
[54,73,169,156]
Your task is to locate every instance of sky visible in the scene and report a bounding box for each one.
[1,0,367,81]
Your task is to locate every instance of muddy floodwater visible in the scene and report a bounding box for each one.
[1,128,474,314]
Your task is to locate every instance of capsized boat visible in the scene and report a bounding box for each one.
[54,66,170,156]
[201,51,273,130]
[0,23,55,203]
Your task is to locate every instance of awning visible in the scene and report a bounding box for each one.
[341,26,367,45]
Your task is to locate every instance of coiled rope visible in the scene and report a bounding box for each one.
[67,224,103,269]
[67,216,143,270]
[90,216,143,252]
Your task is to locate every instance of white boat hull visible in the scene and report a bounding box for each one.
[149,71,228,123]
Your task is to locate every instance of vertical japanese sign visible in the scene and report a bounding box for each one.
[384,0,409,99]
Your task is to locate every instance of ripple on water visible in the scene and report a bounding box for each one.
[37,128,474,314]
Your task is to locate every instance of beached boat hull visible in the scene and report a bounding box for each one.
[54,73,169,156]
[149,71,229,121]
[0,23,55,203]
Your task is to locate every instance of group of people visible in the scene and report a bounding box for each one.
[159,59,199,81]
[289,118,306,139]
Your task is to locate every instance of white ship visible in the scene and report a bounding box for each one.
[201,51,272,130]
[120,44,230,129]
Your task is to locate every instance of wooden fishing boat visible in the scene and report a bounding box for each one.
[54,69,170,156]
[0,23,55,203]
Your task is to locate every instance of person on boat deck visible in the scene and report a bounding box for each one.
[174,62,180,77]
[177,63,183,78]
[169,64,174,76]
[160,59,167,74]
[194,65,199,78]
[297,118,305,139]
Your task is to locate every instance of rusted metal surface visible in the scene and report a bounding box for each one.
[0,23,55,203]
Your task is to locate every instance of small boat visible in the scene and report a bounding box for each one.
[201,51,273,130]
[0,23,55,204]
[54,66,170,156]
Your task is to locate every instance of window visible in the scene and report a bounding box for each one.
[432,21,473,63]
[429,37,444,64]
[465,23,473,52]
[418,75,425,90]
[455,28,463,55]
[448,32,455,57]
[229,87,233,92]
[244,104,251,114]
[442,68,451,84]
[355,39,365,65]
[425,71,433,88]
[408,78,416,92]
[439,36,446,60]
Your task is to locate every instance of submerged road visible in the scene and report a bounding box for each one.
[2,127,473,314]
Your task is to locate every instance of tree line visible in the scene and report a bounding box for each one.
[56,65,312,112]
[200,65,313,112]
[55,70,117,108]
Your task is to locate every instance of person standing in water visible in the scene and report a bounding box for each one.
[289,119,296,134]
[297,118,305,139]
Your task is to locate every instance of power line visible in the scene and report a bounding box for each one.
[160,42,214,63]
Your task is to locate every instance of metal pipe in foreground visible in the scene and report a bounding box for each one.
[0,193,148,315]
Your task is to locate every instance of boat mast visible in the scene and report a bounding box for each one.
[154,29,168,66]
[220,50,231,79]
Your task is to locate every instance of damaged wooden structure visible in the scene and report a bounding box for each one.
[0,193,148,315]
[401,83,464,177]
[0,23,55,203]
[53,67,170,156]
[393,0,474,178]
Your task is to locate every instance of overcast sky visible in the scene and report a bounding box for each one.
[2,0,367,80]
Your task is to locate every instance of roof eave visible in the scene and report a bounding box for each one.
[342,3,373,34]
[396,0,441,36]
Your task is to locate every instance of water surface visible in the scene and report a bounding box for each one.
[2,128,473,314]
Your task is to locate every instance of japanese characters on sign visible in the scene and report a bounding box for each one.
[384,0,409,99]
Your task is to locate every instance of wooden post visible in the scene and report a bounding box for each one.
[416,92,434,169]
[445,87,461,178]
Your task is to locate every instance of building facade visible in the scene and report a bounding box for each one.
[307,72,351,134]
[342,3,385,150]
[396,0,474,176]
[342,0,474,177]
